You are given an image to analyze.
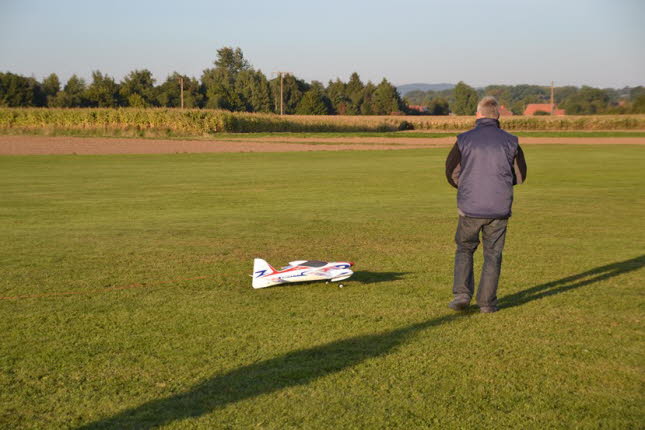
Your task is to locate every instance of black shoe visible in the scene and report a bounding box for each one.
[448,297,470,311]
[479,306,498,313]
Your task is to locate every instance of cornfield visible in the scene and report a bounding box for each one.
[1,108,644,137]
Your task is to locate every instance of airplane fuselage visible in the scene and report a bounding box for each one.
[252,260,354,289]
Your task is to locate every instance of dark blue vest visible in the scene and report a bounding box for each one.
[457,118,519,218]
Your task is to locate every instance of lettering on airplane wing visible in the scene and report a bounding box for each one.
[310,271,329,277]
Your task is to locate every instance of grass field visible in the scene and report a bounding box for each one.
[213,131,645,139]
[1,145,644,429]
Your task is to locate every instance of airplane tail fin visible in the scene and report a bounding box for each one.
[253,258,275,277]
[252,258,276,289]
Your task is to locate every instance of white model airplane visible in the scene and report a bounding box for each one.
[252,258,354,289]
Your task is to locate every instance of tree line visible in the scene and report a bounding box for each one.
[405,82,645,115]
[1,46,643,115]
[0,47,405,115]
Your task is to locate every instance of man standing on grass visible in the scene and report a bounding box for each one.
[445,96,527,313]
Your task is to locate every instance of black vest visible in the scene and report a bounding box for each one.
[456,118,519,218]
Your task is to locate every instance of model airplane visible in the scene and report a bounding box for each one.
[252,258,354,289]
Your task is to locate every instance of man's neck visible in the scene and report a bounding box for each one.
[475,117,500,127]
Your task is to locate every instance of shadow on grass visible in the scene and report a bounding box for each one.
[351,270,409,284]
[499,254,645,309]
[79,255,644,429]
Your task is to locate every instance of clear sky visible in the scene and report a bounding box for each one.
[0,0,643,88]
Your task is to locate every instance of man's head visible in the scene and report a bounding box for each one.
[476,96,500,119]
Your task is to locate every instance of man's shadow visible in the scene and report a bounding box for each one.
[78,255,644,429]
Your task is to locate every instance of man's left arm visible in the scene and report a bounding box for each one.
[512,144,527,185]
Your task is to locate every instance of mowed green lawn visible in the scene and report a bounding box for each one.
[1,145,643,429]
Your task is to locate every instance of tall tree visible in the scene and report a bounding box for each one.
[247,70,273,112]
[42,73,61,106]
[345,72,365,114]
[214,47,250,74]
[560,86,609,114]
[505,84,549,114]
[427,97,450,115]
[86,71,120,107]
[0,72,44,107]
[201,67,241,110]
[452,81,478,115]
[554,86,578,104]
[201,47,251,111]
[372,78,405,115]
[326,79,349,114]
[119,69,157,107]
[403,90,426,106]
[269,74,308,114]
[235,69,273,112]
[630,87,645,113]
[296,81,331,115]
[360,82,376,115]
[157,73,202,108]
[49,75,87,107]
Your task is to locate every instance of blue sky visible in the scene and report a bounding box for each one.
[0,0,643,88]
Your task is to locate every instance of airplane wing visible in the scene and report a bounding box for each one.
[317,268,353,281]
[309,270,331,278]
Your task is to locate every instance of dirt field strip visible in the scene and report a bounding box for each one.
[216,136,458,144]
[0,135,644,155]
[0,135,450,155]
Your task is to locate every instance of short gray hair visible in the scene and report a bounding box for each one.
[477,96,500,118]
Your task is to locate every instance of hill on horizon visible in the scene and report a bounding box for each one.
[397,83,455,96]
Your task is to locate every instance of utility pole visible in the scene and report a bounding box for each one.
[178,76,184,109]
[273,71,291,115]
[281,73,284,115]
[550,81,554,114]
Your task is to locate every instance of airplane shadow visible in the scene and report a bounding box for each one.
[78,255,644,429]
[350,270,409,284]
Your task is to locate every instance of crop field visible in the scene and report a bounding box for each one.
[1,144,644,428]
[1,108,645,137]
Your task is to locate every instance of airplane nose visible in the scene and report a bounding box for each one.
[349,262,354,267]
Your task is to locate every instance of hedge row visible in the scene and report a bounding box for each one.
[1,108,644,137]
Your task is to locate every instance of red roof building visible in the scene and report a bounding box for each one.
[499,105,513,116]
[523,103,566,116]
[408,105,429,113]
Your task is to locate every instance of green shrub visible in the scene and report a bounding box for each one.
[398,120,414,131]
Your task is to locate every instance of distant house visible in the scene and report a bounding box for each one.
[523,103,566,116]
[408,105,429,113]
[499,105,513,116]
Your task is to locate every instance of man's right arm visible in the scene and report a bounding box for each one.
[445,142,461,189]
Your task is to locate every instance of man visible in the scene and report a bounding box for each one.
[445,96,527,313]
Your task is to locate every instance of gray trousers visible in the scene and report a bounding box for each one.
[453,216,508,308]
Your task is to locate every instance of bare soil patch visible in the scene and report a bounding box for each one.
[1,135,643,155]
